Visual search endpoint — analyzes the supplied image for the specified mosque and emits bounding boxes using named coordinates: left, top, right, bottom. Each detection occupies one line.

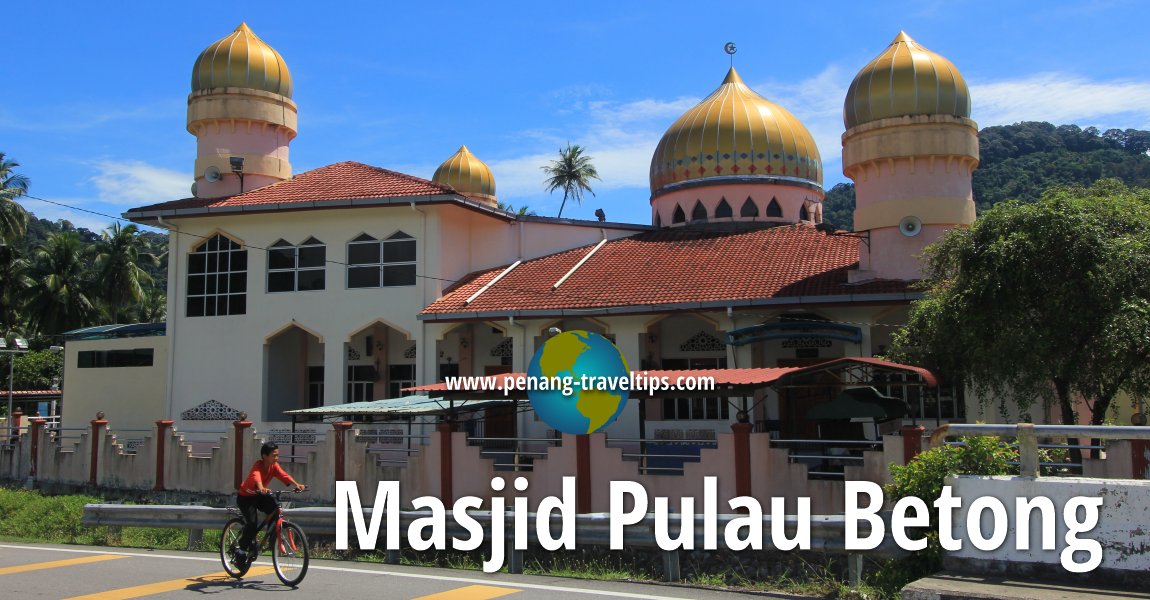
left=73, top=23, right=979, bottom=445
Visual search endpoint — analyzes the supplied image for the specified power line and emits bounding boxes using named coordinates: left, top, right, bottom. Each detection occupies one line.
left=16, top=193, right=911, bottom=328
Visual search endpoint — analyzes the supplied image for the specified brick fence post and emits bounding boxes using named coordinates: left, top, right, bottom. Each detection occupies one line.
left=90, top=412, right=108, bottom=486
left=29, top=418, right=46, bottom=478
left=233, top=416, right=253, bottom=490
left=333, top=421, right=353, bottom=482
left=154, top=420, right=173, bottom=491
left=731, top=422, right=753, bottom=501
left=901, top=425, right=926, bottom=464
left=437, top=422, right=454, bottom=503
left=576, top=434, right=591, bottom=513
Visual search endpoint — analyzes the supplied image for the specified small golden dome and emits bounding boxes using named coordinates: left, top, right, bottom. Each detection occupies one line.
left=192, top=23, right=292, bottom=98
left=650, top=67, right=822, bottom=195
left=433, top=146, right=496, bottom=201
left=844, top=31, right=970, bottom=129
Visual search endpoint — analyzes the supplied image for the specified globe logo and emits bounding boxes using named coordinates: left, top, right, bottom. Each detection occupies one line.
left=527, top=330, right=630, bottom=434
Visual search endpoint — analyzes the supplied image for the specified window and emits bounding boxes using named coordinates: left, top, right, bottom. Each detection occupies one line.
left=267, top=237, right=325, bottom=293
left=691, top=200, right=707, bottom=221
left=187, top=234, right=247, bottom=317
left=346, top=365, right=375, bottom=402
left=347, top=232, right=417, bottom=288
left=715, top=198, right=732, bottom=218
left=672, top=205, right=686, bottom=224
left=78, top=349, right=154, bottom=368
left=388, top=364, right=416, bottom=398
left=740, top=197, right=758, bottom=217
left=661, top=357, right=729, bottom=420
left=308, top=366, right=324, bottom=408
left=767, top=198, right=783, bottom=218
left=799, top=204, right=810, bottom=221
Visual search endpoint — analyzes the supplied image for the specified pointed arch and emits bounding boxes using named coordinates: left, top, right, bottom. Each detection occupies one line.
left=672, top=204, right=686, bottom=224
left=767, top=198, right=783, bottom=218
left=691, top=200, right=707, bottom=221
left=715, top=197, right=732, bottom=218
left=263, top=320, right=324, bottom=344
left=799, top=204, right=809, bottom=221
left=740, top=197, right=758, bottom=217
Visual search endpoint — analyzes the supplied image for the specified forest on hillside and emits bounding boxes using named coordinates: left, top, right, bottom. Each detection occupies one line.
left=822, top=122, right=1150, bottom=231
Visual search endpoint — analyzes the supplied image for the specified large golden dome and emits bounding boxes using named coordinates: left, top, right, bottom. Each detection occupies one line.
left=191, top=23, right=293, bottom=98
left=650, top=67, right=822, bottom=195
left=844, top=31, right=970, bottom=130
left=433, top=146, right=496, bottom=203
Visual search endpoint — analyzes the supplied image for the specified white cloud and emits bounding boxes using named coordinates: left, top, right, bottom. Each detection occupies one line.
left=89, top=160, right=189, bottom=206
left=972, top=74, right=1150, bottom=129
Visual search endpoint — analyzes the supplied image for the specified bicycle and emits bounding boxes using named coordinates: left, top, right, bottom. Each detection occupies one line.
left=220, top=489, right=310, bottom=586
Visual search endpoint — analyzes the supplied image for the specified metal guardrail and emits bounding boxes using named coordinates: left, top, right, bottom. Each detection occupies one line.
left=82, top=503, right=907, bottom=584
left=931, top=424, right=1150, bottom=477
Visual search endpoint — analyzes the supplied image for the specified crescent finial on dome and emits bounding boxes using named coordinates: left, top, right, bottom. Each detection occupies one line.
left=649, top=66, right=822, bottom=195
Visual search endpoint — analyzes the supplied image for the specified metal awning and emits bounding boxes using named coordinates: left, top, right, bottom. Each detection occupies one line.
left=283, top=395, right=517, bottom=417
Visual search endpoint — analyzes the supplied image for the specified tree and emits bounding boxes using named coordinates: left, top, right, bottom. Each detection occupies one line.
left=93, top=223, right=156, bottom=323
left=892, top=180, right=1150, bottom=460
left=0, top=244, right=30, bottom=335
left=542, top=143, right=600, bottom=219
left=25, top=232, right=97, bottom=335
left=497, top=201, right=537, bottom=216
left=0, top=153, right=30, bottom=245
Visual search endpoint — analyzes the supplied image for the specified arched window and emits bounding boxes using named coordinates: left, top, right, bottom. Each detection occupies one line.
left=715, top=198, right=732, bottom=218
left=691, top=200, right=707, bottom=221
left=347, top=231, right=417, bottom=288
left=187, top=234, right=247, bottom=317
left=268, top=237, right=326, bottom=292
left=654, top=212, right=662, bottom=228
left=672, top=205, right=686, bottom=224
left=767, top=198, right=783, bottom=218
left=740, top=197, right=758, bottom=217
left=800, top=204, right=810, bottom=221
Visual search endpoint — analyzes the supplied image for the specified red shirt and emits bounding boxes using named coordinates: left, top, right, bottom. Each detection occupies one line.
left=238, top=460, right=292, bottom=496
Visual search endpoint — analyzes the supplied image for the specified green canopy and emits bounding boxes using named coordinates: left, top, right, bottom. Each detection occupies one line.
left=805, top=387, right=908, bottom=422
left=283, top=395, right=517, bottom=417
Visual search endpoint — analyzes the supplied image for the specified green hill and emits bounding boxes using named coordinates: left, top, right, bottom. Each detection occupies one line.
left=822, top=122, right=1150, bottom=231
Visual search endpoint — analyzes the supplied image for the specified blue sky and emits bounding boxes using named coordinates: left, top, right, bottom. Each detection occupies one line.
left=6, top=1, right=1150, bottom=231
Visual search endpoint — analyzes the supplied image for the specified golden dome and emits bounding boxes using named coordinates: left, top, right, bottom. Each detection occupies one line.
left=433, top=146, right=496, bottom=201
left=650, top=67, right=822, bottom=195
left=191, top=23, right=293, bottom=98
left=844, top=31, right=970, bottom=130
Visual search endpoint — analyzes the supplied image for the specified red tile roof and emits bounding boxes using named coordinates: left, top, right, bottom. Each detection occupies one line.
left=127, top=161, right=455, bottom=214
left=422, top=224, right=911, bottom=317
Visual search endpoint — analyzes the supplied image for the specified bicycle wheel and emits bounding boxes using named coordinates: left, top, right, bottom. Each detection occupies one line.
left=220, top=518, right=251, bottom=578
left=272, top=521, right=309, bottom=586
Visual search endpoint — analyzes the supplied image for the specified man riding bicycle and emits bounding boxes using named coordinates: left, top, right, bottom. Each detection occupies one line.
left=234, top=442, right=305, bottom=564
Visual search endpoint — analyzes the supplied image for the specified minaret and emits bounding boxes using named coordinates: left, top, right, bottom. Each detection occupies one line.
left=188, top=23, right=297, bottom=198
left=842, top=32, right=978, bottom=281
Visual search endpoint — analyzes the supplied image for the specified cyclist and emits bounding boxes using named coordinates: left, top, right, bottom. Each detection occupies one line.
left=234, top=442, right=306, bottom=564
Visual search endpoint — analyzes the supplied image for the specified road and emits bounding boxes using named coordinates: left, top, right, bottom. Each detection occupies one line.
left=0, top=542, right=811, bottom=599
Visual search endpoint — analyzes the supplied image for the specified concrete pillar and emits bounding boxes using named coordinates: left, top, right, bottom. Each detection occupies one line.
left=1132, top=440, right=1150, bottom=479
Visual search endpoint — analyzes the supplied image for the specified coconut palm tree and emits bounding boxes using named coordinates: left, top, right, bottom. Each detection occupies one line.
left=93, top=223, right=156, bottom=323
left=25, top=232, right=97, bottom=335
left=0, top=153, right=30, bottom=245
left=542, top=143, right=600, bottom=218
left=0, top=245, right=31, bottom=335
left=137, top=288, right=167, bottom=323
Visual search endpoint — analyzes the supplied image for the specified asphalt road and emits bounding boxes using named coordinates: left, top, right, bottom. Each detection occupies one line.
left=0, top=542, right=811, bottom=599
